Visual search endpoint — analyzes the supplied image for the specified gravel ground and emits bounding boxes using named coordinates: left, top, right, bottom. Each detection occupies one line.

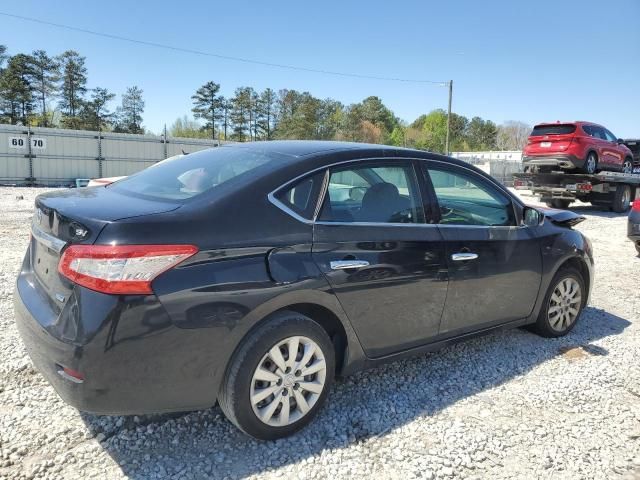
left=0, top=186, right=639, bottom=480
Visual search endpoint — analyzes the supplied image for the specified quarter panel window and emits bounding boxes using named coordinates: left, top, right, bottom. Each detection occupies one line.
left=426, top=166, right=515, bottom=226
left=319, top=163, right=424, bottom=224
left=275, top=172, right=323, bottom=219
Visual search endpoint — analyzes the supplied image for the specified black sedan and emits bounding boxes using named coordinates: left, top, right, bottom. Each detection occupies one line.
left=629, top=199, right=640, bottom=254
left=14, top=141, right=594, bottom=440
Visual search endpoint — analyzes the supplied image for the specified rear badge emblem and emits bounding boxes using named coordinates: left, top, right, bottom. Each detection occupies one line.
left=55, top=293, right=66, bottom=303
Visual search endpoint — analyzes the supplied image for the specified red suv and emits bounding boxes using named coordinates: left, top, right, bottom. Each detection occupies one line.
left=522, top=121, right=634, bottom=174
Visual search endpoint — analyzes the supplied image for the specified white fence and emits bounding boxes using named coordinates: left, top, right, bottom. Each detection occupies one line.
left=0, top=124, right=222, bottom=186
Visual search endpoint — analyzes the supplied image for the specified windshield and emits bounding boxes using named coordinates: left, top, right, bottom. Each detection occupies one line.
left=110, top=147, right=278, bottom=201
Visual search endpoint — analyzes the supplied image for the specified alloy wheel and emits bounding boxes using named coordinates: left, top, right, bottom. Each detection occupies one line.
left=250, top=336, right=327, bottom=427
left=586, top=155, right=597, bottom=174
left=547, top=277, right=582, bottom=332
left=622, top=160, right=633, bottom=174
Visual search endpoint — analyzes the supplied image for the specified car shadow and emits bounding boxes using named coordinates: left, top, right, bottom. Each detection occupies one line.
left=568, top=205, right=629, bottom=218
left=80, top=306, right=630, bottom=479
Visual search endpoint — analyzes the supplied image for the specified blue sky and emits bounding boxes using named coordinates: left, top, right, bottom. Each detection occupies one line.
left=2, top=1, right=639, bottom=136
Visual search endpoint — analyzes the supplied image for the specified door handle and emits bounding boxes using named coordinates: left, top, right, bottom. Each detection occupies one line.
left=330, top=260, right=370, bottom=270
left=451, top=252, right=478, bottom=261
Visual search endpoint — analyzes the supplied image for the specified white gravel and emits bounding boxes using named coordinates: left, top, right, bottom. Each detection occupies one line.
left=0, top=186, right=639, bottom=480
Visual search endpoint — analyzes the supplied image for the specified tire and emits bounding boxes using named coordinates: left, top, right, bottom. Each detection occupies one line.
left=612, top=184, right=631, bottom=213
left=622, top=157, right=633, bottom=174
left=532, top=266, right=586, bottom=338
left=549, top=199, right=571, bottom=209
left=635, top=242, right=640, bottom=255
left=219, top=310, right=335, bottom=440
left=583, top=152, right=598, bottom=174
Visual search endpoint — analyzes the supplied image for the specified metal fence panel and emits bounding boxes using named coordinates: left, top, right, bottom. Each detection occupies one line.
left=0, top=125, right=221, bottom=185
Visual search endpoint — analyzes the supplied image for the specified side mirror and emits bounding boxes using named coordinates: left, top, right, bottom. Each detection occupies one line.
left=523, top=207, right=544, bottom=227
left=617, top=138, right=625, bottom=145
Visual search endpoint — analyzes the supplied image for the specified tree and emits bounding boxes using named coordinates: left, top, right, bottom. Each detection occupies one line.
left=0, top=54, right=36, bottom=125
left=169, top=115, right=209, bottom=139
left=221, top=98, right=231, bottom=140
left=57, top=50, right=87, bottom=128
left=81, top=87, right=115, bottom=131
left=256, top=88, right=276, bottom=140
left=229, top=87, right=252, bottom=141
left=467, top=116, right=497, bottom=150
left=0, top=45, right=8, bottom=71
left=497, top=121, right=531, bottom=150
left=30, top=50, right=59, bottom=126
left=116, top=86, right=145, bottom=134
left=191, top=81, right=223, bottom=139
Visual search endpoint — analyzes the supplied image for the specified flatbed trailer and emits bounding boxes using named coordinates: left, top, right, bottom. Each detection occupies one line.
left=513, top=170, right=640, bottom=213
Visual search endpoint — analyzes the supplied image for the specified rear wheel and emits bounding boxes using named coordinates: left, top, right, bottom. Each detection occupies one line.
left=612, top=184, right=631, bottom=213
left=533, top=267, right=585, bottom=337
left=622, top=158, right=633, bottom=174
left=583, top=152, right=598, bottom=174
left=219, top=311, right=335, bottom=440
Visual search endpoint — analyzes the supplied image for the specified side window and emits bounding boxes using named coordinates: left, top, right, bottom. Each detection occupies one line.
left=319, top=163, right=423, bottom=224
left=592, top=127, right=607, bottom=140
left=582, top=125, right=593, bottom=137
left=426, top=166, right=515, bottom=226
left=603, top=129, right=617, bottom=142
left=275, top=172, right=323, bottom=219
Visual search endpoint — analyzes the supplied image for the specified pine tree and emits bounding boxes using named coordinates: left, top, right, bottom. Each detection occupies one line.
left=81, top=87, right=115, bottom=131
left=30, top=50, right=59, bottom=127
left=116, top=86, right=145, bottom=134
left=191, top=81, right=223, bottom=140
left=57, top=50, right=87, bottom=128
left=0, top=54, right=36, bottom=125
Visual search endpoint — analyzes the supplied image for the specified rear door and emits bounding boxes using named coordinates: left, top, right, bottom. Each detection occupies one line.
left=311, top=159, right=449, bottom=358
left=421, top=160, right=542, bottom=335
left=587, top=126, right=612, bottom=167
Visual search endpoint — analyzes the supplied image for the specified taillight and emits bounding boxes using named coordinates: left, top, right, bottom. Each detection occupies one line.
left=58, top=244, right=198, bottom=295
left=632, top=199, right=640, bottom=212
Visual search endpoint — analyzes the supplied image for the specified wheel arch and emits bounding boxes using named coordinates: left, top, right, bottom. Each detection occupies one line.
left=550, top=256, right=591, bottom=308
left=224, top=288, right=366, bottom=380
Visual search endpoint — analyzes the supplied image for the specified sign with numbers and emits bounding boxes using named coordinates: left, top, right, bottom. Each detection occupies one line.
left=8, top=137, right=47, bottom=150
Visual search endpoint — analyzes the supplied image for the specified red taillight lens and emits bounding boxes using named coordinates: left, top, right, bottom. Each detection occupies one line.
left=58, top=244, right=198, bottom=295
left=632, top=199, right=640, bottom=212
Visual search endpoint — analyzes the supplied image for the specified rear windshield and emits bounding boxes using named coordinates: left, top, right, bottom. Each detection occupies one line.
left=530, top=124, right=576, bottom=136
left=110, top=147, right=278, bottom=201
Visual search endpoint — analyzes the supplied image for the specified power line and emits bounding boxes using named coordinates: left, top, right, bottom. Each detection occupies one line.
left=0, top=11, right=447, bottom=85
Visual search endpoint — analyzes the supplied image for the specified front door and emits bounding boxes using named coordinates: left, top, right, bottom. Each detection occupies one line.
left=422, top=161, right=542, bottom=335
left=311, top=160, right=448, bottom=358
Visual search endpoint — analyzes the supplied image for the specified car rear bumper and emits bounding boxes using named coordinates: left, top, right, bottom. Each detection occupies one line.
left=522, top=154, right=584, bottom=170
left=14, top=260, right=221, bottom=415
left=628, top=211, right=640, bottom=242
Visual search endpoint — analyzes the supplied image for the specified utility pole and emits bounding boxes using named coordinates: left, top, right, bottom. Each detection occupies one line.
left=445, top=80, right=453, bottom=155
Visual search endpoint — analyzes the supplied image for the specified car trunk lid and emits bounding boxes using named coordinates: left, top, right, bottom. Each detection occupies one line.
left=30, top=187, right=181, bottom=308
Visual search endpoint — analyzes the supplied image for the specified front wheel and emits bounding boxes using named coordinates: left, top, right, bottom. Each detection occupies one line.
left=622, top=158, right=633, bottom=174
left=533, top=267, right=585, bottom=338
left=219, top=311, right=335, bottom=440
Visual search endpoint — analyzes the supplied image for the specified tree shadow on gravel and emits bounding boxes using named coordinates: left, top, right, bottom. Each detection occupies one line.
left=80, top=306, right=630, bottom=479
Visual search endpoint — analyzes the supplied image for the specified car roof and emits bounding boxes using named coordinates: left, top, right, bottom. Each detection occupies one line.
left=219, top=140, right=413, bottom=157
left=533, top=121, right=600, bottom=127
